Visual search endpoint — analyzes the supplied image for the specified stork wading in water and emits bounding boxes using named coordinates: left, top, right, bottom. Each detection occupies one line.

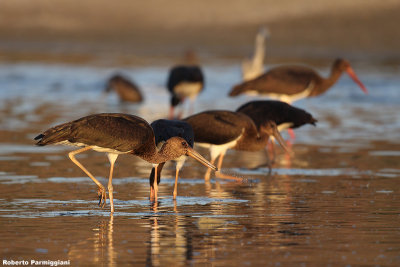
left=105, top=74, right=143, bottom=103
left=167, top=65, right=204, bottom=119
left=149, top=119, right=194, bottom=200
left=242, top=26, right=270, bottom=81
left=183, top=110, right=290, bottom=179
left=35, top=113, right=217, bottom=212
left=230, top=58, right=368, bottom=104
left=236, top=100, right=317, bottom=160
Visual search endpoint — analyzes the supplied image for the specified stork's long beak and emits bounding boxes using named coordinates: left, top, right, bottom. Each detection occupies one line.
left=186, top=147, right=218, bottom=171
left=346, top=66, right=368, bottom=94
left=271, top=125, right=293, bottom=157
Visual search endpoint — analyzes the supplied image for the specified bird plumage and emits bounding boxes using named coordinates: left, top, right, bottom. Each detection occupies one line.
left=105, top=74, right=143, bottom=103
left=184, top=110, right=258, bottom=148
left=183, top=110, right=288, bottom=179
left=35, top=113, right=152, bottom=155
left=242, top=26, right=269, bottom=81
left=167, top=65, right=204, bottom=118
left=230, top=58, right=367, bottom=103
left=149, top=119, right=195, bottom=199
left=167, top=66, right=204, bottom=96
left=236, top=100, right=317, bottom=131
left=151, top=119, right=194, bottom=148
left=35, top=113, right=217, bottom=210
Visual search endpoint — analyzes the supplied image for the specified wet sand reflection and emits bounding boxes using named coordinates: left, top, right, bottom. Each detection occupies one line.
left=68, top=215, right=116, bottom=266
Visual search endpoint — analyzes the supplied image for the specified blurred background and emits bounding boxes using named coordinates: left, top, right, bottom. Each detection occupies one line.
left=1, top=0, right=400, bottom=65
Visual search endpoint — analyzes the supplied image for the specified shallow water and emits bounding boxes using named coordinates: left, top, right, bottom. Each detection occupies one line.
left=0, top=62, right=399, bottom=266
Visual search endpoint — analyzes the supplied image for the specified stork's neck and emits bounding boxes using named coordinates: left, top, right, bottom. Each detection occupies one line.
left=236, top=131, right=270, bottom=151
left=252, top=35, right=265, bottom=67
left=318, top=63, right=345, bottom=95
left=250, top=132, right=270, bottom=150
left=133, top=138, right=170, bottom=164
left=139, top=145, right=171, bottom=164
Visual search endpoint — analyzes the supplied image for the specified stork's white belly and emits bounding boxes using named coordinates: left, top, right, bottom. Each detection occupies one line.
left=196, top=134, right=242, bottom=160
left=56, top=140, right=131, bottom=154
left=244, top=81, right=314, bottom=104
left=174, top=82, right=203, bottom=99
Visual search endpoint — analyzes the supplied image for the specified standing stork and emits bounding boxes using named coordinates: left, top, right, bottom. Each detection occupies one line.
left=183, top=110, right=289, bottom=179
left=230, top=58, right=368, bottom=104
left=242, top=26, right=270, bottom=81
left=105, top=74, right=143, bottom=103
left=34, top=113, right=217, bottom=212
left=237, top=100, right=317, bottom=131
left=149, top=119, right=194, bottom=199
left=236, top=100, right=317, bottom=159
left=167, top=65, right=204, bottom=119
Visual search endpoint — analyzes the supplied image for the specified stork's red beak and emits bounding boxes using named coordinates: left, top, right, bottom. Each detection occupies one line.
left=346, top=66, right=368, bottom=94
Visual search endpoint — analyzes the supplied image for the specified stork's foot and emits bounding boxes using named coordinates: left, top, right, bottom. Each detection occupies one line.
left=98, top=187, right=107, bottom=208
left=149, top=186, right=158, bottom=202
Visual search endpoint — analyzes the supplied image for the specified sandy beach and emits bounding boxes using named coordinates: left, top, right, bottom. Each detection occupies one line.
left=1, top=0, right=400, bottom=65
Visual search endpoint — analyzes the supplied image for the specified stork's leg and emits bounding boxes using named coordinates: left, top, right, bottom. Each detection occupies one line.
left=267, top=139, right=276, bottom=164
left=287, top=128, right=296, bottom=142
left=168, top=106, right=175, bottom=120
left=107, top=153, right=119, bottom=213
left=173, top=167, right=180, bottom=200
left=285, top=129, right=294, bottom=157
left=173, top=160, right=185, bottom=199
left=216, top=151, right=225, bottom=170
left=68, top=146, right=107, bottom=208
left=150, top=162, right=165, bottom=202
left=264, top=146, right=272, bottom=174
left=153, top=165, right=158, bottom=202
left=214, top=152, right=246, bottom=182
left=188, top=97, right=197, bottom=116
left=204, top=157, right=216, bottom=181
left=150, top=166, right=156, bottom=200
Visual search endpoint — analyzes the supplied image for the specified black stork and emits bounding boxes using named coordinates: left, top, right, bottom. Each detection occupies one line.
left=236, top=100, right=317, bottom=159
left=149, top=119, right=194, bottom=200
left=183, top=110, right=289, bottom=179
left=167, top=65, right=204, bottom=119
left=105, top=74, right=143, bottom=103
left=230, top=58, right=368, bottom=104
left=34, top=113, right=217, bottom=212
